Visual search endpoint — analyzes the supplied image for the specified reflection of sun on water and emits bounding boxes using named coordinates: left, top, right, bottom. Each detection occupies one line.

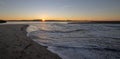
left=40, top=22, right=48, bottom=39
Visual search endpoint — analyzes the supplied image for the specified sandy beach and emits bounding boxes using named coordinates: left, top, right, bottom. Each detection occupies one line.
left=0, top=24, right=61, bottom=59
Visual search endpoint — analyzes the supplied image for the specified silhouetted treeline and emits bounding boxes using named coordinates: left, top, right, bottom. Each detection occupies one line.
left=2, top=19, right=120, bottom=24
left=91, top=21, right=120, bottom=24
left=0, top=20, right=6, bottom=23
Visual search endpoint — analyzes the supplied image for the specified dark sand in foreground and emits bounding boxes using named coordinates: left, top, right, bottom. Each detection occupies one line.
left=0, top=24, right=61, bottom=59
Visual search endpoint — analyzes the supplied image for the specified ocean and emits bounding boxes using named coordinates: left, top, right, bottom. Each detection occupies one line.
left=26, top=22, right=120, bottom=59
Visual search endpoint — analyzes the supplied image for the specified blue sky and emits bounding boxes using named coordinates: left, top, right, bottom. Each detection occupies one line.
left=0, top=0, right=120, bottom=20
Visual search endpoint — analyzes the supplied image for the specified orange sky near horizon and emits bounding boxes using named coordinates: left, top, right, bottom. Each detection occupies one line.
left=0, top=0, right=120, bottom=21
left=1, top=15, right=120, bottom=21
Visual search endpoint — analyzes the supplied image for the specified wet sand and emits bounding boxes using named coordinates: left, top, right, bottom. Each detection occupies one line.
left=0, top=24, right=61, bottom=59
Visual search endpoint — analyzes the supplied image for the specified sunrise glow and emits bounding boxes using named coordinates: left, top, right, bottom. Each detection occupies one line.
left=42, top=19, right=46, bottom=22
left=0, top=0, right=120, bottom=21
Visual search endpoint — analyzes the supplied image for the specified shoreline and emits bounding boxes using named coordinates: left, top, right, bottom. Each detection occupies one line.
left=0, top=24, right=61, bottom=59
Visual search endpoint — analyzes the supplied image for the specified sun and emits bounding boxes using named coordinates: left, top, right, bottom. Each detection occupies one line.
left=42, top=19, right=45, bottom=22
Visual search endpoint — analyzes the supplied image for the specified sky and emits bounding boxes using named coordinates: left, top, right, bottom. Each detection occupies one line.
left=0, top=0, right=120, bottom=21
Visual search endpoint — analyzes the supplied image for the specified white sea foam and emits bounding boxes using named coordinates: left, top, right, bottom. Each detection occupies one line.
left=26, top=22, right=120, bottom=59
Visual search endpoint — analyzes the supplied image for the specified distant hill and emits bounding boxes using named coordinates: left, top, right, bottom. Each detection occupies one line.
left=4, top=20, right=120, bottom=24
left=91, top=21, right=120, bottom=24
left=0, top=20, right=6, bottom=23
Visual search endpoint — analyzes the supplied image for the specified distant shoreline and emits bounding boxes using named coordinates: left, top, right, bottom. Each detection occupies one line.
left=68, top=21, right=120, bottom=24
left=4, top=20, right=120, bottom=24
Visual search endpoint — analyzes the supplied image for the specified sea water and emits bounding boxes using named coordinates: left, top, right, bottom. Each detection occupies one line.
left=26, top=22, right=120, bottom=59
